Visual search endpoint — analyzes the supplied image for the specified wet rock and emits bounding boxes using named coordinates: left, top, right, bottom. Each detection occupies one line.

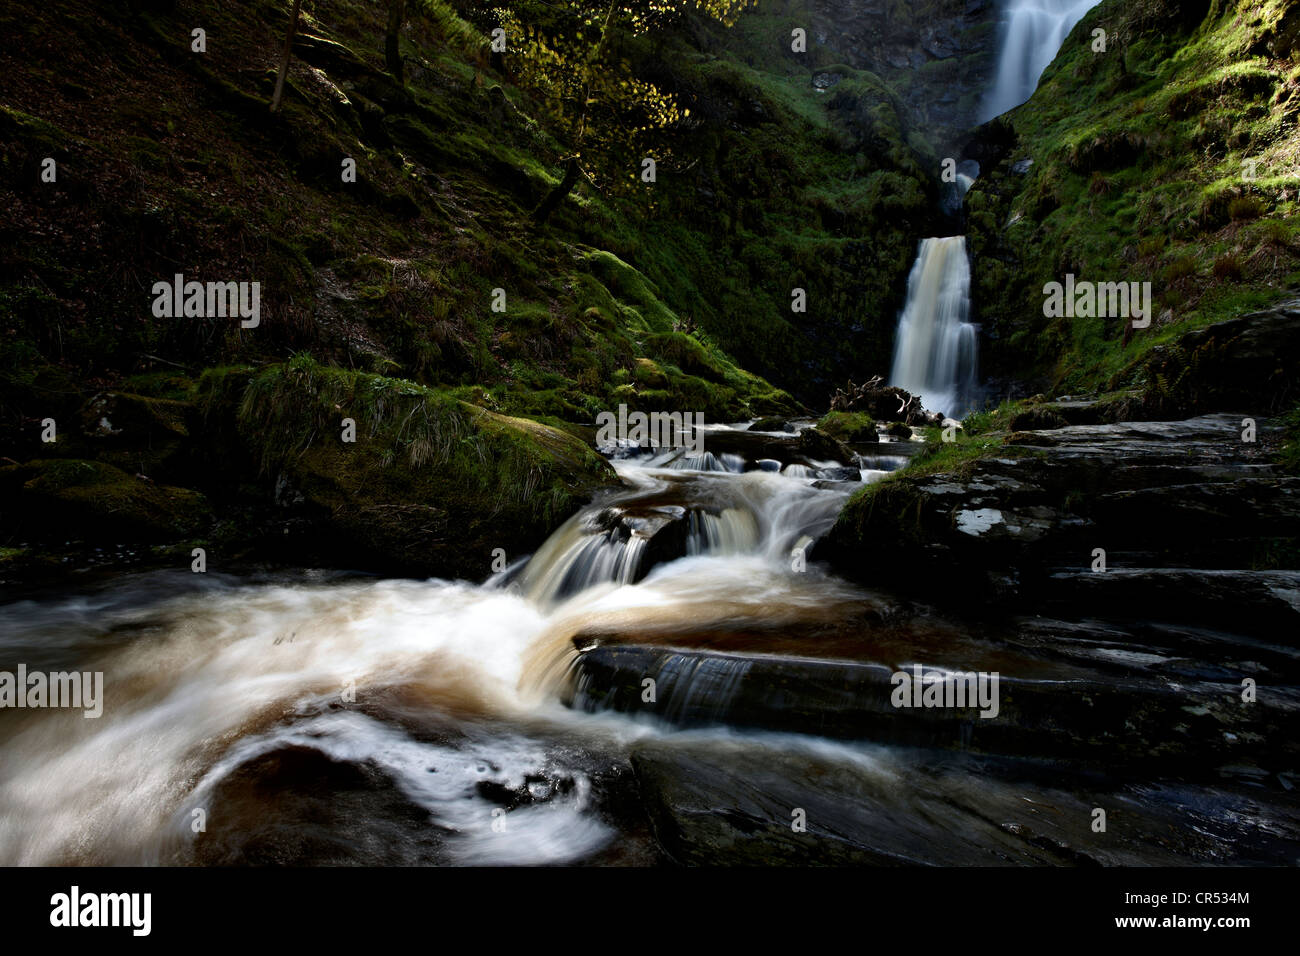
left=190, top=745, right=446, bottom=866
left=628, top=738, right=1298, bottom=865
left=884, top=422, right=913, bottom=439
left=700, top=428, right=851, bottom=468
left=1040, top=569, right=1300, bottom=639
left=629, top=740, right=1063, bottom=866
left=796, top=427, right=855, bottom=465
left=1091, top=476, right=1300, bottom=559
left=1009, top=406, right=1068, bottom=430
left=567, top=643, right=1289, bottom=768
left=748, top=416, right=796, bottom=433
left=0, top=459, right=213, bottom=544
left=1050, top=398, right=1109, bottom=425
left=596, top=503, right=692, bottom=582
left=824, top=413, right=1299, bottom=604
left=815, top=466, right=861, bottom=482
left=803, top=0, right=999, bottom=143
left=1170, top=297, right=1300, bottom=414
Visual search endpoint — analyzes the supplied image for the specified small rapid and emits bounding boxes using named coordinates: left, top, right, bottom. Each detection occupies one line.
left=0, top=430, right=882, bottom=865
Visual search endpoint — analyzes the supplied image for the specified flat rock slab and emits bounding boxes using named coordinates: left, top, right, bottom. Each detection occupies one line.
left=629, top=737, right=1300, bottom=865
left=566, top=643, right=1297, bottom=769
left=824, top=413, right=1299, bottom=602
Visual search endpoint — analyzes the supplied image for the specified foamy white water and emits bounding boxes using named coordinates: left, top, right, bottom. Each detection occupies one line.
left=981, top=0, right=1103, bottom=120
left=0, top=452, right=885, bottom=866
left=889, top=236, right=979, bottom=419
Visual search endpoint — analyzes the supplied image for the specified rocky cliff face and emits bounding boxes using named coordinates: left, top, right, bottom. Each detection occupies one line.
left=804, top=0, right=999, bottom=150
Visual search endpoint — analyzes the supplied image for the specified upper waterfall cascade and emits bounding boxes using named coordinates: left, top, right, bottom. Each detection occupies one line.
left=888, top=1, right=1103, bottom=418
left=980, top=0, right=1104, bottom=121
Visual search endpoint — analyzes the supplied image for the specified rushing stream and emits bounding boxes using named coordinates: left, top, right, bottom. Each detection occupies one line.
left=0, top=436, right=879, bottom=865
left=2, top=0, right=1293, bottom=868
left=4, top=427, right=1294, bottom=866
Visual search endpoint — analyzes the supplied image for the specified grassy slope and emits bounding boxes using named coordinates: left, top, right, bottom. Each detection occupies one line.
left=595, top=3, right=938, bottom=390
left=0, top=0, right=940, bottom=463
left=835, top=0, right=1300, bottom=546
left=0, top=0, right=947, bottom=571
left=0, top=0, right=791, bottom=456
left=967, top=0, right=1300, bottom=394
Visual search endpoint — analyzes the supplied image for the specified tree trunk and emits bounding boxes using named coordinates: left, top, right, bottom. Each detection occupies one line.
left=270, top=0, right=303, bottom=113
left=386, top=0, right=406, bottom=85
left=533, top=157, right=581, bottom=225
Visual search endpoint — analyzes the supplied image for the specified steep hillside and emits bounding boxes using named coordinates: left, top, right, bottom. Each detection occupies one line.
left=0, top=0, right=959, bottom=575
left=964, top=0, right=1300, bottom=408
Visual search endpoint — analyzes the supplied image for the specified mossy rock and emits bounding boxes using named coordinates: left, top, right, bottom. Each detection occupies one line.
left=822, top=478, right=933, bottom=556
left=747, top=390, right=800, bottom=417
left=884, top=422, right=913, bottom=439
left=644, top=332, right=729, bottom=383
left=120, top=372, right=195, bottom=401
left=0, top=458, right=213, bottom=542
left=77, top=391, right=194, bottom=478
left=797, top=427, right=856, bottom=464
left=632, top=357, right=668, bottom=388
left=1009, top=406, right=1070, bottom=431
left=750, top=415, right=795, bottom=432
left=196, top=358, right=620, bottom=576
left=79, top=391, right=190, bottom=440
left=816, top=411, right=878, bottom=443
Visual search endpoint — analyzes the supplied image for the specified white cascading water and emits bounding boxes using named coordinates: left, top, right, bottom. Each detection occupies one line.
left=888, top=236, right=979, bottom=419
left=980, top=0, right=1103, bottom=121
left=888, top=2, right=1100, bottom=419
left=0, top=447, right=884, bottom=865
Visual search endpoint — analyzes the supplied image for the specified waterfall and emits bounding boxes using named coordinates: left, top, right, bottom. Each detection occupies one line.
left=980, top=0, right=1103, bottom=121
left=940, top=159, right=981, bottom=218
left=898, top=3, right=1098, bottom=417
left=515, top=462, right=850, bottom=606
left=889, top=236, right=979, bottom=419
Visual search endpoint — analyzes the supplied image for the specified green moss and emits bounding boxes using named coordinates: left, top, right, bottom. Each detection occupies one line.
left=968, top=0, right=1300, bottom=393
left=120, top=372, right=196, bottom=402
left=2, top=458, right=213, bottom=541
left=830, top=477, right=934, bottom=550
left=1, top=0, right=934, bottom=509
left=815, top=410, right=877, bottom=442
left=962, top=398, right=1020, bottom=436
left=205, top=356, right=617, bottom=555
left=838, top=431, right=1006, bottom=521
left=632, top=357, right=668, bottom=388
left=905, top=434, right=1008, bottom=478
